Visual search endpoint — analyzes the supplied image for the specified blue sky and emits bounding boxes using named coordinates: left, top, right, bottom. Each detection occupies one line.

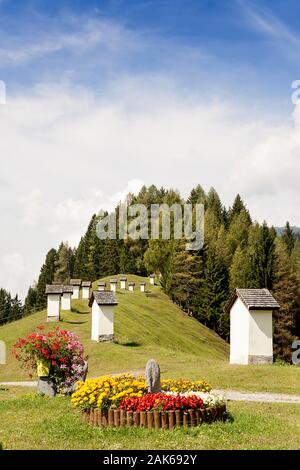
left=0, top=0, right=299, bottom=112
left=0, top=0, right=300, bottom=297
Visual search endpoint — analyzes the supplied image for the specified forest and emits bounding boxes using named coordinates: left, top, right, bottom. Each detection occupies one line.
left=2, top=185, right=300, bottom=362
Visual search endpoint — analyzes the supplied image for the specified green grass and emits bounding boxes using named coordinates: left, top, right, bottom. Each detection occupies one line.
left=0, top=388, right=299, bottom=450
left=0, top=275, right=299, bottom=394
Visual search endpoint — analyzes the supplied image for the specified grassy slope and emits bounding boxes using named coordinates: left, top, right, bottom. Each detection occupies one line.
left=0, top=388, right=300, bottom=450
left=0, top=275, right=299, bottom=394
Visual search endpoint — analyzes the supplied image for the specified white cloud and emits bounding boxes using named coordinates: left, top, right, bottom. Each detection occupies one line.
left=0, top=253, right=28, bottom=298
left=20, top=189, right=43, bottom=226
left=0, top=19, right=138, bottom=66
left=0, top=77, right=299, bottom=299
left=239, top=0, right=300, bottom=58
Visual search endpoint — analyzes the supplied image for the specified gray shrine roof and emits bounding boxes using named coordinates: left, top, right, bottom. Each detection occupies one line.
left=110, top=279, right=118, bottom=283
left=82, top=281, right=91, bottom=287
left=120, top=276, right=127, bottom=281
left=128, top=282, right=135, bottom=286
left=63, top=286, right=73, bottom=294
left=97, top=281, right=106, bottom=286
left=46, top=285, right=63, bottom=295
left=225, top=288, right=280, bottom=313
left=89, top=291, right=118, bottom=307
left=70, top=279, right=82, bottom=286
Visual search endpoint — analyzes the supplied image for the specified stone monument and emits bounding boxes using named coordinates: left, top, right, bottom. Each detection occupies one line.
left=145, top=359, right=161, bottom=393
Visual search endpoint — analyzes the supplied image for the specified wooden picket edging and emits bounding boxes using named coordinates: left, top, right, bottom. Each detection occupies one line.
left=80, top=405, right=226, bottom=430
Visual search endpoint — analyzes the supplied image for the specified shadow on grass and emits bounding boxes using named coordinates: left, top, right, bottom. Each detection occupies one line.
left=71, top=308, right=90, bottom=315
left=224, top=411, right=235, bottom=423
left=63, top=321, right=88, bottom=325
left=115, top=341, right=142, bottom=348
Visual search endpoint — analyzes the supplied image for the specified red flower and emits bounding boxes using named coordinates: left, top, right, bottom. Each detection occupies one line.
left=52, top=360, right=57, bottom=366
left=119, top=393, right=204, bottom=412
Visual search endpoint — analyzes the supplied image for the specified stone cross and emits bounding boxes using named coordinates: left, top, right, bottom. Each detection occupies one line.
left=145, top=359, right=161, bottom=393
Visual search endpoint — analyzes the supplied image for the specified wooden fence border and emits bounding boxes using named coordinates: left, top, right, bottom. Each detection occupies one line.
left=80, top=405, right=226, bottom=429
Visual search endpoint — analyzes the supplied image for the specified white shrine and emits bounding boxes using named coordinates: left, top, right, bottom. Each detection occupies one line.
left=61, top=286, right=73, bottom=311
left=82, top=281, right=91, bottom=300
left=225, top=288, right=280, bottom=365
left=89, top=291, right=118, bottom=342
left=70, top=279, right=82, bottom=300
left=46, top=285, right=63, bottom=321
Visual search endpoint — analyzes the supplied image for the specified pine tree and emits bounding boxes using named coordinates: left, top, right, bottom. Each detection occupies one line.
left=229, top=245, right=248, bottom=290
left=281, top=222, right=296, bottom=256
left=166, top=240, right=204, bottom=314
left=73, top=215, right=99, bottom=280
left=73, top=237, right=85, bottom=278
left=206, top=187, right=223, bottom=223
left=204, top=208, right=222, bottom=249
left=187, top=185, right=206, bottom=206
left=227, top=209, right=251, bottom=256
left=0, top=288, right=23, bottom=325
left=35, top=248, right=57, bottom=309
left=0, top=288, right=9, bottom=325
left=272, top=240, right=299, bottom=362
left=54, top=242, right=74, bottom=283
left=24, top=285, right=38, bottom=315
left=198, top=247, right=229, bottom=336
left=10, top=295, right=24, bottom=322
left=228, top=194, right=251, bottom=225
left=246, top=223, right=276, bottom=289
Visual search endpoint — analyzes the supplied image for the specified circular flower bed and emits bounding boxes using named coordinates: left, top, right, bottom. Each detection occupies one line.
left=72, top=375, right=226, bottom=429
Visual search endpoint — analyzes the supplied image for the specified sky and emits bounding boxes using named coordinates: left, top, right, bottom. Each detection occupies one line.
left=0, top=0, right=300, bottom=299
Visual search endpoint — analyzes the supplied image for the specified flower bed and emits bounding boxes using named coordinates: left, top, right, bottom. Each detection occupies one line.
left=80, top=405, right=226, bottom=429
left=72, top=375, right=226, bottom=429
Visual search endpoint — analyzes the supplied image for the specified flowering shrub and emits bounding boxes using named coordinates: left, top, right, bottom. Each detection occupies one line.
left=161, top=378, right=211, bottom=393
left=119, top=393, right=204, bottom=412
left=12, top=325, right=87, bottom=393
left=71, top=374, right=147, bottom=410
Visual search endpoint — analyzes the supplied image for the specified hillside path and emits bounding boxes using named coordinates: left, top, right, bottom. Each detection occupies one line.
left=1, top=381, right=300, bottom=404
left=212, top=389, right=300, bottom=404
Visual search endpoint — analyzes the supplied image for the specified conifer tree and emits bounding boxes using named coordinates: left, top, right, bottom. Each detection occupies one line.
left=206, top=187, right=223, bottom=223
left=0, top=288, right=23, bottom=325
left=198, top=246, right=229, bottom=336
left=35, top=248, right=57, bottom=309
left=229, top=245, right=248, bottom=290
left=246, top=223, right=276, bottom=289
left=24, top=285, right=38, bottom=315
left=54, top=242, right=74, bottom=283
left=187, top=185, right=206, bottom=206
left=0, top=288, right=10, bottom=325
left=166, top=240, right=204, bottom=314
left=228, top=194, right=251, bottom=225
left=281, top=222, right=296, bottom=256
left=272, top=240, right=299, bottom=362
left=227, top=209, right=251, bottom=256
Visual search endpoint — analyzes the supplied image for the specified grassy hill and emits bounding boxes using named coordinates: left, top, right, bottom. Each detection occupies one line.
left=0, top=275, right=299, bottom=393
